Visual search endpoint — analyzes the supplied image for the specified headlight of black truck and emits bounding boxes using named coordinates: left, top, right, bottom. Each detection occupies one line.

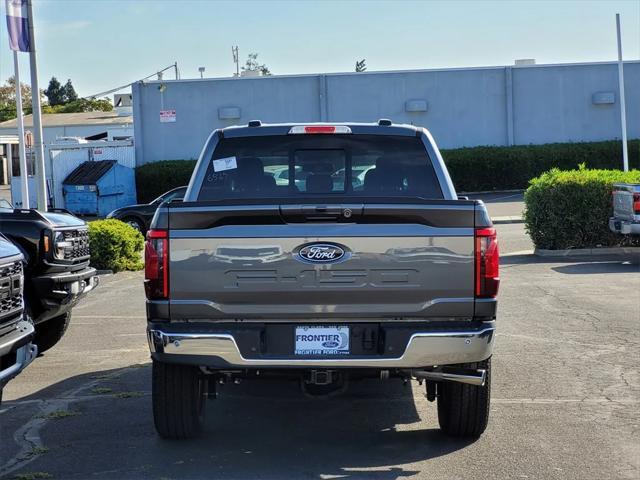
left=53, top=231, right=70, bottom=260
left=43, top=228, right=90, bottom=262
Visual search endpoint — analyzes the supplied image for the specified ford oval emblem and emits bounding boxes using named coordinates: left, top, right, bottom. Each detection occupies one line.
left=297, top=243, right=346, bottom=264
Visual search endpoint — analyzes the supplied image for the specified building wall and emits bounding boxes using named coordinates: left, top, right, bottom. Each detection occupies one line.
left=132, top=61, right=639, bottom=165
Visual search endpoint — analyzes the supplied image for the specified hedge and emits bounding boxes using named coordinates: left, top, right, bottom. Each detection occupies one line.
left=442, top=139, right=639, bottom=192
left=88, top=219, right=144, bottom=272
left=134, top=140, right=640, bottom=200
left=524, top=167, right=640, bottom=250
left=136, top=160, right=196, bottom=203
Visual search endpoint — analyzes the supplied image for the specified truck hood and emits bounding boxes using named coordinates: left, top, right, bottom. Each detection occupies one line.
left=41, top=212, right=86, bottom=228
left=0, top=235, right=21, bottom=259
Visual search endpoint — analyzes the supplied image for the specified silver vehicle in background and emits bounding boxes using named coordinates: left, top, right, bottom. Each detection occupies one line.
left=609, top=183, right=640, bottom=236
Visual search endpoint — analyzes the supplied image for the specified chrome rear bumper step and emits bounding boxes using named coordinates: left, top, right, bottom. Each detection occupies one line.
left=148, top=324, right=495, bottom=368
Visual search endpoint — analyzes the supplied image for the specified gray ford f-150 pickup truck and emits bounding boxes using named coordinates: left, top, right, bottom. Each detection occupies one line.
left=146, top=120, right=499, bottom=439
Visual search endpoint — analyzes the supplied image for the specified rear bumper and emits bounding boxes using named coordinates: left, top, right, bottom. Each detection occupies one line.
left=609, top=217, right=640, bottom=235
left=0, top=319, right=37, bottom=389
left=147, top=322, right=495, bottom=368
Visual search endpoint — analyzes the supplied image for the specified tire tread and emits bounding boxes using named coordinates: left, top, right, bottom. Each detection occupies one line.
left=437, top=357, right=491, bottom=438
left=152, top=360, right=203, bottom=439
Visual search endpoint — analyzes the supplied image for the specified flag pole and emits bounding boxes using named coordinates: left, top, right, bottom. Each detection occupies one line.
left=25, top=0, right=47, bottom=210
left=616, top=13, right=628, bottom=172
left=12, top=51, right=30, bottom=208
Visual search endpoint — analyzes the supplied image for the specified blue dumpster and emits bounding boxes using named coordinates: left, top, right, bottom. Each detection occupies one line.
left=62, top=160, right=137, bottom=217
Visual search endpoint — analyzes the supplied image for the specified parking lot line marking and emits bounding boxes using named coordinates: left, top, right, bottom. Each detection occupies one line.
left=492, top=398, right=638, bottom=404
left=74, top=315, right=146, bottom=319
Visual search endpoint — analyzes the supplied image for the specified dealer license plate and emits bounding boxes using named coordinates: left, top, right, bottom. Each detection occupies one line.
left=294, top=326, right=350, bottom=355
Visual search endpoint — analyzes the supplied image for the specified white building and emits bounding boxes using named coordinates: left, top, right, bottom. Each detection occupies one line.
left=0, top=110, right=132, bottom=186
left=0, top=109, right=134, bottom=208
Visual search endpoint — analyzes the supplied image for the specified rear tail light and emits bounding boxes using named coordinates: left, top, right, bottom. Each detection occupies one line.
left=288, top=125, right=352, bottom=134
left=145, top=229, right=168, bottom=299
left=475, top=227, right=499, bottom=298
left=633, top=193, right=640, bottom=214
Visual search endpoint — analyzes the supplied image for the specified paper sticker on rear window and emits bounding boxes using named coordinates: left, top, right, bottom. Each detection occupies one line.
left=212, top=156, right=237, bottom=172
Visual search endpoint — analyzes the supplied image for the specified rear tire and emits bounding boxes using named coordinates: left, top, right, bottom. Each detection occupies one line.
left=152, top=360, right=205, bottom=439
left=437, top=357, right=491, bottom=438
left=35, top=312, right=71, bottom=354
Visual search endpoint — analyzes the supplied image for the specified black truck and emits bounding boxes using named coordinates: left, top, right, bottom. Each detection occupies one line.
left=0, top=233, right=37, bottom=402
left=0, top=206, right=99, bottom=353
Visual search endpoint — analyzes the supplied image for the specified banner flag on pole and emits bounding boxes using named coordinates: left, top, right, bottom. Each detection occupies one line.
left=5, top=0, right=31, bottom=52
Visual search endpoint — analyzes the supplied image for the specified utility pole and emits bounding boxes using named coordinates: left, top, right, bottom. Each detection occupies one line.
left=232, top=46, right=239, bottom=77
left=615, top=13, right=628, bottom=172
left=174, top=61, right=179, bottom=80
left=26, top=0, right=47, bottom=210
left=13, top=51, right=29, bottom=208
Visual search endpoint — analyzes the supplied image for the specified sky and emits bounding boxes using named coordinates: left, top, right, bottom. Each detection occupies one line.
left=0, top=0, right=639, bottom=98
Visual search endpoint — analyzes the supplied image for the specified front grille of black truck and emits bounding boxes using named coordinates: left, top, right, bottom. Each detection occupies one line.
left=0, top=260, right=23, bottom=329
left=61, top=228, right=90, bottom=260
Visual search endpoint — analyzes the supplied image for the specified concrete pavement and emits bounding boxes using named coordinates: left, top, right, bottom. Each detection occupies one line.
left=469, top=192, right=525, bottom=224
left=1, top=225, right=638, bottom=480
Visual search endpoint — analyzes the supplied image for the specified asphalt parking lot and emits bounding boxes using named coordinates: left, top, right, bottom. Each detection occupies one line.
left=1, top=224, right=639, bottom=480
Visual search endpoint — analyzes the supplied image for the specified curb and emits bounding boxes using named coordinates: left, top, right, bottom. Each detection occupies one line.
left=500, top=250, right=534, bottom=257
left=460, top=189, right=525, bottom=195
left=534, top=247, right=640, bottom=258
left=493, top=216, right=524, bottom=224
left=96, top=270, right=114, bottom=275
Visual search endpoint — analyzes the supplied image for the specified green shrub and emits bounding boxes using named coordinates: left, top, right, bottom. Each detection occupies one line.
left=88, top=219, right=144, bottom=272
left=442, top=139, right=640, bottom=192
left=135, top=160, right=196, bottom=203
left=524, top=167, right=640, bottom=250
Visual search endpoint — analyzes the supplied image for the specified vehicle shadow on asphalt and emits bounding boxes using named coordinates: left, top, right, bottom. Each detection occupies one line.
left=4, top=365, right=476, bottom=480
left=551, top=261, right=640, bottom=275
left=500, top=254, right=639, bottom=269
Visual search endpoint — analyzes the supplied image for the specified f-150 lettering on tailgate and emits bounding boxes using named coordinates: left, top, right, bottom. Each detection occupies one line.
left=224, top=269, right=419, bottom=288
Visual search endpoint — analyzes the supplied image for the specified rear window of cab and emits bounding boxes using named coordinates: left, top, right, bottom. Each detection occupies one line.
left=198, top=134, right=443, bottom=201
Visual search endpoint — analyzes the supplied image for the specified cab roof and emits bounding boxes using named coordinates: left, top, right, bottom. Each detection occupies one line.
left=220, top=121, right=423, bottom=138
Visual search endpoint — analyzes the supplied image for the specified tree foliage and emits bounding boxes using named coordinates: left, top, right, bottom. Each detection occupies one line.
left=42, top=98, right=113, bottom=114
left=355, top=59, right=367, bottom=72
left=44, top=76, right=65, bottom=106
left=242, top=53, right=271, bottom=76
left=0, top=76, right=39, bottom=122
left=63, top=79, right=78, bottom=102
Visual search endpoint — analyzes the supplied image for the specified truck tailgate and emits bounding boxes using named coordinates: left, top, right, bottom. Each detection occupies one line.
left=164, top=202, right=478, bottom=320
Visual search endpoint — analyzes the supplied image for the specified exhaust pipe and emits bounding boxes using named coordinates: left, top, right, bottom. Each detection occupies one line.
left=412, top=368, right=486, bottom=386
